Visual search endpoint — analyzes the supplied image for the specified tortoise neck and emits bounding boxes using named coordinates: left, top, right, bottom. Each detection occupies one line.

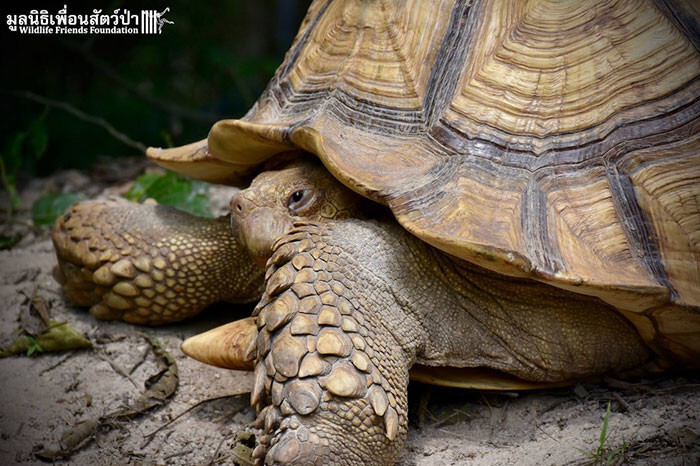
left=325, top=219, right=650, bottom=383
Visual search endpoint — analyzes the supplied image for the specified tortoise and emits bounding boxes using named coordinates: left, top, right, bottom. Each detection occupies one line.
left=51, top=0, right=700, bottom=464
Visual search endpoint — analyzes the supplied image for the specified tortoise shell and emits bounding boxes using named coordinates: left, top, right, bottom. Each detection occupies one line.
left=148, top=0, right=700, bottom=364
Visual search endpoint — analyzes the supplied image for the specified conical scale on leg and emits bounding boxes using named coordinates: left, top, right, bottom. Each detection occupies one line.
left=284, top=378, right=322, bottom=415
left=270, top=329, right=306, bottom=378
left=324, top=362, right=367, bottom=398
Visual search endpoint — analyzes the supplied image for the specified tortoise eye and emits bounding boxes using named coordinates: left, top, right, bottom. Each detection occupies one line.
left=288, top=189, right=315, bottom=214
left=291, top=190, right=304, bottom=203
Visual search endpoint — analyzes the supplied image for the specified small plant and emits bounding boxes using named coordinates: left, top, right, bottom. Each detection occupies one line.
left=596, top=401, right=612, bottom=461
left=1, top=108, right=50, bottom=215
left=26, top=336, right=44, bottom=356
left=604, top=439, right=627, bottom=466
left=578, top=402, right=628, bottom=465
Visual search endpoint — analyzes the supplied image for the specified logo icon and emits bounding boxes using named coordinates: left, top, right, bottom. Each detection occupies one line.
left=141, top=7, right=174, bottom=35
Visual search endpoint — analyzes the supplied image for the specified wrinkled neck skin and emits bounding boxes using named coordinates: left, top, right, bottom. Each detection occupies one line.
left=319, top=219, right=649, bottom=383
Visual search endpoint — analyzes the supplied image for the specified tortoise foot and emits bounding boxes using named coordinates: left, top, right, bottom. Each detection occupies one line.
left=52, top=199, right=263, bottom=325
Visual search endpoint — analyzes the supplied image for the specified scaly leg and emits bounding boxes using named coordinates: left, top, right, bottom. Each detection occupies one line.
left=249, top=219, right=648, bottom=465
left=52, top=199, right=263, bottom=325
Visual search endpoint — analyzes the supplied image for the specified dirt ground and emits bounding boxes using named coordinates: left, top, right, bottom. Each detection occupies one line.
left=1, top=160, right=698, bottom=465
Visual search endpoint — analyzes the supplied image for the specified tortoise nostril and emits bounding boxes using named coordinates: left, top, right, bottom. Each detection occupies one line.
left=231, top=193, right=247, bottom=215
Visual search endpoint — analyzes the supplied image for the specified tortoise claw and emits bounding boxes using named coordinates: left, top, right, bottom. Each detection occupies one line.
left=181, top=317, right=258, bottom=370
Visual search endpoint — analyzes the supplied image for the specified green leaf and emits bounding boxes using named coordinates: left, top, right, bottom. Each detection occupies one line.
left=29, top=118, right=49, bottom=159
left=598, top=401, right=612, bottom=457
left=5, top=132, right=27, bottom=174
left=124, top=172, right=161, bottom=202
left=26, top=336, right=43, bottom=356
left=1, top=321, right=92, bottom=358
left=32, top=192, right=83, bottom=226
left=124, top=171, right=212, bottom=218
left=0, top=234, right=22, bottom=250
left=0, top=166, right=21, bottom=210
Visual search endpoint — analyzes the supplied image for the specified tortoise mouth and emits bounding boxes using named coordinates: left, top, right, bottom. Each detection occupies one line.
left=231, top=206, right=294, bottom=267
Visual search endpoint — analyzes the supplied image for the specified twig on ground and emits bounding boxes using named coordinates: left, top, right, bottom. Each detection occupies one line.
left=430, top=410, right=461, bottom=429
left=603, top=377, right=654, bottom=393
left=437, top=428, right=510, bottom=448
left=422, top=408, right=439, bottom=424
left=40, top=350, right=77, bottom=375
left=454, top=408, right=475, bottom=419
left=654, top=383, right=700, bottom=394
left=205, top=432, right=236, bottom=466
left=417, top=390, right=431, bottom=428
left=437, top=428, right=479, bottom=441
left=143, top=394, right=247, bottom=440
left=129, top=344, right=151, bottom=375
left=98, top=353, right=140, bottom=389
left=535, top=418, right=560, bottom=443
left=611, top=392, right=629, bottom=412
left=480, top=392, right=495, bottom=420
left=210, top=454, right=233, bottom=465
left=163, top=448, right=194, bottom=461
left=35, top=338, right=178, bottom=461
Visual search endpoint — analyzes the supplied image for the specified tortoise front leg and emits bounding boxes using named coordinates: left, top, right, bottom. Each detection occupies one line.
left=52, top=199, right=264, bottom=325
left=250, top=223, right=417, bottom=465
left=248, top=219, right=649, bottom=464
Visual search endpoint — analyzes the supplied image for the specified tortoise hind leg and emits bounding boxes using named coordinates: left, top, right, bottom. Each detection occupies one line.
left=52, top=199, right=263, bottom=325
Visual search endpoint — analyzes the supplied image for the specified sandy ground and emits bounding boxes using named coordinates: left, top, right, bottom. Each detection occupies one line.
left=0, top=160, right=698, bottom=465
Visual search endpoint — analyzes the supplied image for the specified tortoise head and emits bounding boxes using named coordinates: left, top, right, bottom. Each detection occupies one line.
left=230, top=158, right=361, bottom=266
